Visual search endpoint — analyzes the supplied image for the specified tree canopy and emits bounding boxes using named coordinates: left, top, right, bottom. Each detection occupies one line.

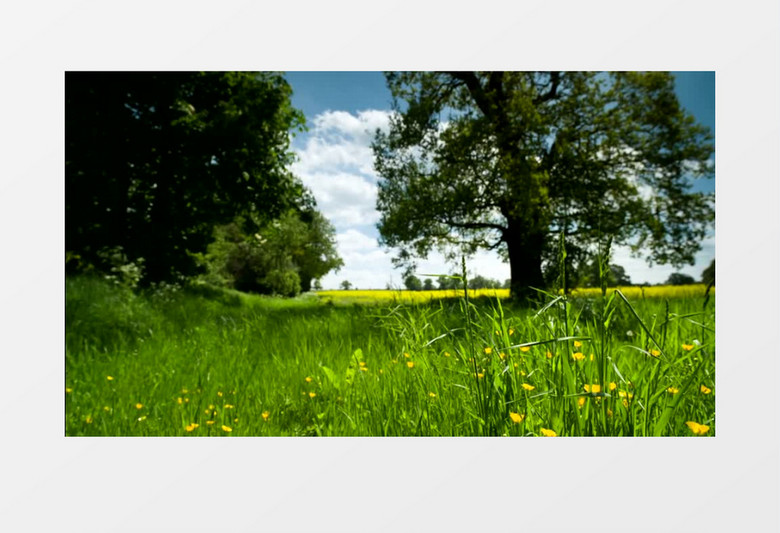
left=66, top=72, right=308, bottom=284
left=372, top=72, right=714, bottom=299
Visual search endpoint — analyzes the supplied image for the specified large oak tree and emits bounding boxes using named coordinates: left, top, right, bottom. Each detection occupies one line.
left=372, top=72, right=714, bottom=299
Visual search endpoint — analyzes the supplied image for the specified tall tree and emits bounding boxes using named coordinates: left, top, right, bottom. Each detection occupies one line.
left=373, top=72, right=714, bottom=299
left=66, top=72, right=306, bottom=283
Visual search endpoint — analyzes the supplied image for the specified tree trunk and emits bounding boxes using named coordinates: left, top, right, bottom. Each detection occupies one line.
left=504, top=217, right=546, bottom=302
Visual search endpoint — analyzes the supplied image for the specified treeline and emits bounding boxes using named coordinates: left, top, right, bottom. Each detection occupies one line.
left=65, top=72, right=342, bottom=296
left=388, top=258, right=714, bottom=292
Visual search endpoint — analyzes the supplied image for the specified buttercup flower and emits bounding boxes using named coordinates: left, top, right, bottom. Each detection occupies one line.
left=308, top=392, right=316, bottom=398
left=262, top=411, right=270, bottom=421
left=650, top=349, right=661, bottom=357
left=682, top=343, right=694, bottom=351
left=509, top=412, right=525, bottom=424
left=135, top=403, right=143, bottom=409
left=221, top=425, right=232, bottom=432
left=577, top=397, right=586, bottom=408
left=583, top=384, right=601, bottom=394
left=609, top=382, right=617, bottom=391
left=700, top=385, right=712, bottom=394
left=572, top=352, right=585, bottom=361
left=484, top=347, right=493, bottom=355
left=428, top=392, right=437, bottom=398
left=185, top=423, right=199, bottom=432
left=685, top=421, right=710, bottom=435
left=406, top=361, right=414, bottom=369
left=522, top=383, right=535, bottom=391
left=666, top=387, right=679, bottom=394
left=305, top=377, right=313, bottom=383
left=540, top=428, right=557, bottom=437
left=106, top=376, right=114, bottom=381
left=573, top=341, right=582, bottom=348
left=520, top=346, right=530, bottom=353
left=546, top=351, right=554, bottom=359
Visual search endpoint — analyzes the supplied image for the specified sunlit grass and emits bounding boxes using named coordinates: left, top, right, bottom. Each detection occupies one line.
left=66, top=276, right=714, bottom=436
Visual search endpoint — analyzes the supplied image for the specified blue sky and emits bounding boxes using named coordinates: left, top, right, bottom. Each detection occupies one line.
left=284, top=72, right=715, bottom=289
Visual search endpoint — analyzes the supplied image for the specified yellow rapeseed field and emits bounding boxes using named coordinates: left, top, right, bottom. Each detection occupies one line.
left=317, top=284, right=712, bottom=304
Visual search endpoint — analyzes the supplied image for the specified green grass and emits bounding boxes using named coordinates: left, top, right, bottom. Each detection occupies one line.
left=65, top=276, right=715, bottom=436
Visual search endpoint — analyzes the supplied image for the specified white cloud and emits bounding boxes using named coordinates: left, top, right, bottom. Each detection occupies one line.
left=299, top=171, right=379, bottom=227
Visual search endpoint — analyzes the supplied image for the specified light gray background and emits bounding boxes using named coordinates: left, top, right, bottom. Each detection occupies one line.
left=1, top=1, right=778, bottom=531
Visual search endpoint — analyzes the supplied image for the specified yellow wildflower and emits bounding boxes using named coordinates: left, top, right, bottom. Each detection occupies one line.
left=305, top=377, right=313, bottom=383
left=85, top=415, right=93, bottom=424
left=217, top=391, right=223, bottom=397
left=106, top=376, right=114, bottom=381
left=404, top=352, right=411, bottom=358
left=206, top=420, right=215, bottom=425
left=700, top=385, right=712, bottom=394
left=224, top=404, right=234, bottom=409
left=509, top=412, right=525, bottom=424
left=181, top=388, right=188, bottom=394
left=484, top=347, right=493, bottom=355
left=577, top=397, right=586, bottom=408
left=428, top=392, right=437, bottom=398
left=135, top=403, right=143, bottom=409
left=359, top=361, right=366, bottom=367
left=359, top=367, right=368, bottom=372
left=574, top=341, right=582, bottom=348
left=477, top=372, right=484, bottom=379
left=540, top=428, right=557, bottom=437
left=522, top=383, right=535, bottom=391
left=584, top=384, right=601, bottom=394
left=185, top=423, right=199, bottom=432
left=685, top=421, right=710, bottom=435
left=407, top=361, right=415, bottom=369
left=650, top=349, right=661, bottom=357
left=262, top=411, right=270, bottom=421
left=572, top=352, right=585, bottom=361
left=309, top=392, right=316, bottom=398
left=682, top=343, right=694, bottom=351
left=667, top=387, right=679, bottom=394
left=546, top=351, right=554, bottom=359
left=589, top=353, right=595, bottom=361
left=499, top=352, right=507, bottom=360
left=66, top=387, right=73, bottom=394
left=443, top=352, right=451, bottom=357
left=177, top=397, right=183, bottom=405
left=508, top=328, right=515, bottom=336
left=208, top=404, right=215, bottom=410
left=520, top=346, right=531, bottom=353
left=103, top=406, right=110, bottom=412
left=607, top=409, right=613, bottom=418
left=221, top=425, right=232, bottom=432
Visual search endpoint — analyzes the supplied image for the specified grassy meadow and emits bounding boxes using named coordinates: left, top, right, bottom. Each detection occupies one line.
left=65, top=276, right=714, bottom=437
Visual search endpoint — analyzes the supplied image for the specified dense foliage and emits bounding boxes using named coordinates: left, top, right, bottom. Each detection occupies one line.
left=66, top=72, right=314, bottom=284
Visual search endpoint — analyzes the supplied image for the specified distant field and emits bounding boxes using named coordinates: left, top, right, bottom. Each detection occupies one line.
left=317, top=284, right=713, bottom=304
left=66, top=277, right=715, bottom=437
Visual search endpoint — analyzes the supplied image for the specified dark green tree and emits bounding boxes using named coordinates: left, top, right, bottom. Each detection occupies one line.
left=66, top=72, right=306, bottom=283
left=404, top=274, right=423, bottom=291
left=340, top=280, right=353, bottom=290
left=422, top=278, right=434, bottom=290
left=578, top=260, right=632, bottom=287
left=200, top=207, right=342, bottom=296
left=665, top=272, right=696, bottom=285
left=373, top=72, right=714, bottom=300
